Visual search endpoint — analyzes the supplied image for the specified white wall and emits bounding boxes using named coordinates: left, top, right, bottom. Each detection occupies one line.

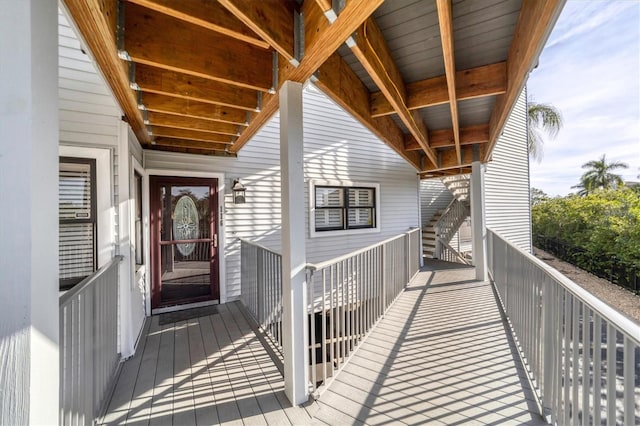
left=0, top=0, right=59, bottom=422
left=145, top=85, right=420, bottom=300
left=484, top=89, right=532, bottom=252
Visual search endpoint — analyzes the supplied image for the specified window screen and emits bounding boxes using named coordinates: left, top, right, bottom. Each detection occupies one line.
left=59, top=157, right=97, bottom=289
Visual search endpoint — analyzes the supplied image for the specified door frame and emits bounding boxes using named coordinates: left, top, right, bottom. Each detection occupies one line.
left=147, top=170, right=226, bottom=311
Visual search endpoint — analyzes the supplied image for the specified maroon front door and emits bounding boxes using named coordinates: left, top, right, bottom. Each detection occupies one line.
left=150, top=176, right=219, bottom=309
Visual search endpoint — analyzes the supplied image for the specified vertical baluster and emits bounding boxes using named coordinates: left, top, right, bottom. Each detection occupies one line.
left=581, top=306, right=591, bottom=426
left=322, top=268, right=327, bottom=385
left=622, top=336, right=634, bottom=426
left=340, top=261, right=345, bottom=367
left=310, top=274, right=316, bottom=392
left=330, top=264, right=335, bottom=378
left=592, top=315, right=602, bottom=425
left=605, top=324, right=615, bottom=425
left=563, top=294, right=572, bottom=425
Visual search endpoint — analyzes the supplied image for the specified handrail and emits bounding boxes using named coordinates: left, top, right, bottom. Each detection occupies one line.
left=60, top=255, right=123, bottom=307
left=307, top=228, right=420, bottom=272
left=237, top=237, right=281, bottom=257
left=489, top=228, right=638, bottom=343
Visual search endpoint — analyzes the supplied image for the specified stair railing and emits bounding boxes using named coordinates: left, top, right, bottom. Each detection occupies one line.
left=434, top=198, right=469, bottom=260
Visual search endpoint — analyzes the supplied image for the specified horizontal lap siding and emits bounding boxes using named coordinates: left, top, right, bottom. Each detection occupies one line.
left=303, top=88, right=419, bottom=264
left=419, top=179, right=453, bottom=227
left=145, top=86, right=420, bottom=299
left=484, top=89, right=532, bottom=252
left=58, top=12, right=120, bottom=149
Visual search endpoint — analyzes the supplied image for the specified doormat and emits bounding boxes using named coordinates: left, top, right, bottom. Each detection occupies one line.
left=158, top=305, right=219, bottom=326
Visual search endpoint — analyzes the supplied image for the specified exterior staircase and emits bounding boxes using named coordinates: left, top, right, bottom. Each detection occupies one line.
left=422, top=174, right=472, bottom=262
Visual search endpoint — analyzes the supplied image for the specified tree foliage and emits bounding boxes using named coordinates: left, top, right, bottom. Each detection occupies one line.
left=571, top=154, right=628, bottom=195
left=527, top=100, right=563, bottom=162
left=532, top=187, right=640, bottom=266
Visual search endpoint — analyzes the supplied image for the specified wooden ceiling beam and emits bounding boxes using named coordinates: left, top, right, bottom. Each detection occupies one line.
left=485, top=0, right=565, bottom=161
left=124, top=0, right=269, bottom=49
left=152, top=137, right=232, bottom=152
left=124, top=3, right=273, bottom=92
left=436, top=0, right=461, bottom=164
left=218, top=0, right=297, bottom=63
left=370, top=62, right=506, bottom=117
left=349, top=17, right=437, bottom=167
left=405, top=124, right=489, bottom=151
left=230, top=0, right=383, bottom=153
left=135, top=64, right=259, bottom=112
left=147, top=112, right=241, bottom=136
left=140, top=92, right=250, bottom=126
left=420, top=144, right=486, bottom=175
left=62, top=0, right=150, bottom=145
left=314, top=52, right=422, bottom=170
left=150, top=128, right=234, bottom=144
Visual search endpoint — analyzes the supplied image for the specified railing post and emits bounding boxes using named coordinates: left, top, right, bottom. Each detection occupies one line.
left=381, top=244, right=387, bottom=314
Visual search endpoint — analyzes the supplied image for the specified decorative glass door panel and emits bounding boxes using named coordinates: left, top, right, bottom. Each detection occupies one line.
left=151, top=177, right=219, bottom=308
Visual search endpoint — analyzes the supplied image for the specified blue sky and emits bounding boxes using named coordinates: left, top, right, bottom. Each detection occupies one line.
left=528, top=0, right=640, bottom=196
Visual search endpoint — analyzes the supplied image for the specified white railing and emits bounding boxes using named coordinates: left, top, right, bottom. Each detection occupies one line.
left=487, top=229, right=640, bottom=426
left=437, top=237, right=470, bottom=265
left=59, top=255, right=123, bottom=426
left=240, top=239, right=283, bottom=354
left=306, top=228, right=421, bottom=395
left=435, top=198, right=469, bottom=260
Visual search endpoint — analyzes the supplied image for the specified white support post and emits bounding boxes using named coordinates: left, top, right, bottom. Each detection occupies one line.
left=0, top=0, right=59, bottom=423
left=280, top=81, right=309, bottom=405
left=118, top=121, right=135, bottom=358
left=470, top=161, right=488, bottom=281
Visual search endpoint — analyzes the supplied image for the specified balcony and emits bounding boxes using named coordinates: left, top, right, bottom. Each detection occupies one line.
left=61, top=230, right=639, bottom=425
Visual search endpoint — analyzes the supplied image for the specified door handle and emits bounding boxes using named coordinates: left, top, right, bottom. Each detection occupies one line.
left=214, top=234, right=218, bottom=248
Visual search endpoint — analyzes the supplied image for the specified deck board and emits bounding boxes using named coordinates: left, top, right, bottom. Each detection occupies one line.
left=103, top=261, right=545, bottom=425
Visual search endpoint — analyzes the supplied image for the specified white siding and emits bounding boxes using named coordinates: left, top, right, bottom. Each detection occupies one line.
left=419, top=178, right=453, bottom=227
left=145, top=85, right=420, bottom=300
left=484, top=89, right=532, bottom=252
left=58, top=10, right=146, bottom=348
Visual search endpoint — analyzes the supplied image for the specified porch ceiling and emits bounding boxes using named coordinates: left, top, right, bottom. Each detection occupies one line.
left=62, top=0, right=564, bottom=177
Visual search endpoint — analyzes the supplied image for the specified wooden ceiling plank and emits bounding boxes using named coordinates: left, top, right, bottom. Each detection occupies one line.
left=124, top=0, right=269, bottom=49
left=135, top=64, right=258, bottom=112
left=153, top=137, right=231, bottom=152
left=147, top=144, right=235, bottom=157
left=218, top=0, right=296, bottom=63
left=436, top=0, right=461, bottom=164
left=404, top=124, right=489, bottom=150
left=314, top=52, right=422, bottom=170
left=151, top=128, right=234, bottom=144
left=124, top=3, right=273, bottom=91
left=485, top=0, right=565, bottom=160
left=63, top=0, right=150, bottom=145
left=141, top=92, right=250, bottom=126
left=146, top=111, right=241, bottom=135
left=231, top=1, right=383, bottom=153
left=370, top=62, right=507, bottom=117
left=349, top=17, right=437, bottom=166
left=420, top=144, right=485, bottom=174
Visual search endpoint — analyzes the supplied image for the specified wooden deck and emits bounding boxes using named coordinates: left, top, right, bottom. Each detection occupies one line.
left=102, top=261, right=545, bottom=425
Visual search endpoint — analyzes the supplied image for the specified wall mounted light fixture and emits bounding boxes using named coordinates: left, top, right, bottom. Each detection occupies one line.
left=232, top=179, right=246, bottom=204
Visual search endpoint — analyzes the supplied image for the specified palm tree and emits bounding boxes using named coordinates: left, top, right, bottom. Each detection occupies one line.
left=527, top=100, right=563, bottom=162
left=572, top=154, right=628, bottom=195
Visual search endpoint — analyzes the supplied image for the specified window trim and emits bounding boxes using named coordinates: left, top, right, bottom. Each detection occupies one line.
left=309, top=180, right=381, bottom=238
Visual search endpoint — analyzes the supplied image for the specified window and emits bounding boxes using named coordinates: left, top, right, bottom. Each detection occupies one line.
left=134, top=171, right=144, bottom=266
left=59, top=157, right=97, bottom=289
left=312, top=182, right=378, bottom=235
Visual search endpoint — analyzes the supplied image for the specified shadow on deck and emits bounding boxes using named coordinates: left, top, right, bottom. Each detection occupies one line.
left=101, top=261, right=545, bottom=425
